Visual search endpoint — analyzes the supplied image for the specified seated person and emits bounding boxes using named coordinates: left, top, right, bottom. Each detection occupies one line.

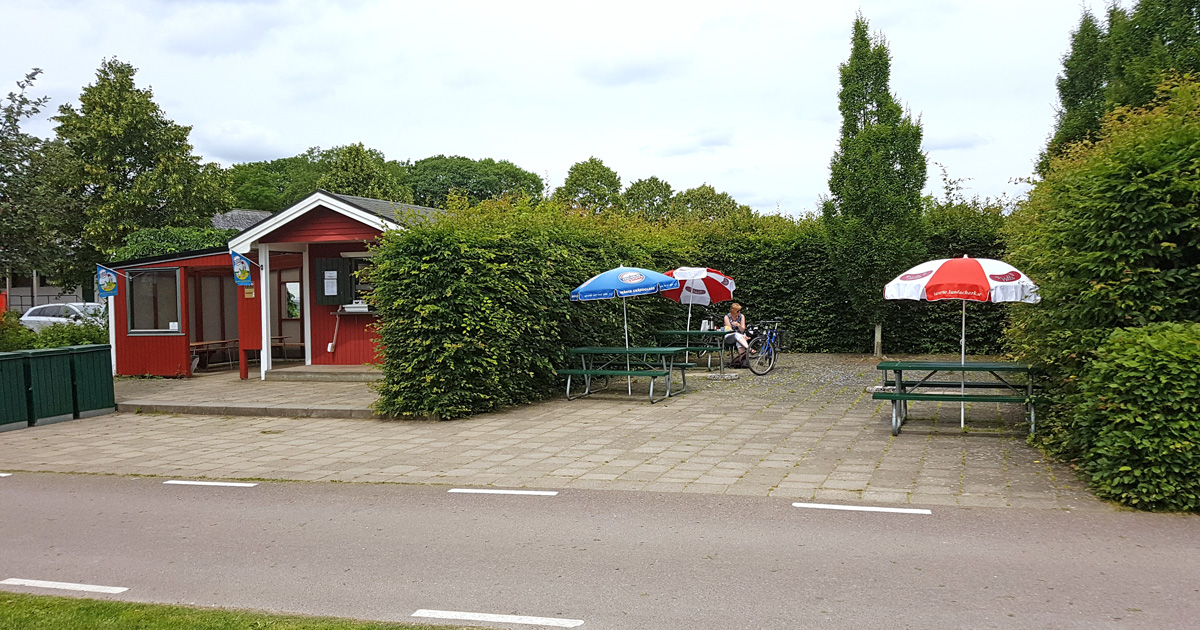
left=723, top=303, right=751, bottom=356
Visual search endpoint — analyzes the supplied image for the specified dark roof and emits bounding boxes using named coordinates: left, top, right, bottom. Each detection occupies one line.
left=211, top=209, right=272, bottom=231
left=324, top=191, right=439, bottom=223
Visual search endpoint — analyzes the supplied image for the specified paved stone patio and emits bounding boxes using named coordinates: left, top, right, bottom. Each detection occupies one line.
left=0, top=354, right=1109, bottom=511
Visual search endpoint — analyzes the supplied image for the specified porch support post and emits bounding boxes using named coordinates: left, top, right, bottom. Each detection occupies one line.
left=258, top=243, right=272, bottom=380
left=302, top=244, right=312, bottom=366
left=107, top=295, right=116, bottom=372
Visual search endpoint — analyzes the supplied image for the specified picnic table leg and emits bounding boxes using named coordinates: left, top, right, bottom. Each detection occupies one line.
left=580, top=354, right=592, bottom=395
left=1027, top=380, right=1035, bottom=435
left=678, top=354, right=687, bottom=392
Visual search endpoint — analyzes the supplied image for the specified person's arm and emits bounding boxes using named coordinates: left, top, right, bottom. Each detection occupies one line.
left=724, top=314, right=733, bottom=330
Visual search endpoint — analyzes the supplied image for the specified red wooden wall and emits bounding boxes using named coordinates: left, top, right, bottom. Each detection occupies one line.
left=307, top=243, right=381, bottom=365
left=259, top=207, right=380, bottom=243
left=114, top=253, right=230, bottom=377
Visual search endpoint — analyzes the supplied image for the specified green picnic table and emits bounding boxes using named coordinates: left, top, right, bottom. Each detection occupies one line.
left=557, top=346, right=688, bottom=403
left=653, top=330, right=732, bottom=373
left=873, top=361, right=1036, bottom=436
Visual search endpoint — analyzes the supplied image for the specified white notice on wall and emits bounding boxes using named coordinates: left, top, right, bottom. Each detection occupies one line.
left=324, top=270, right=338, bottom=296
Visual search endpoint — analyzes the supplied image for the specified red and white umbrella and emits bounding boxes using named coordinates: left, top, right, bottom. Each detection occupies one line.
left=885, top=255, right=1040, bottom=426
left=662, top=267, right=736, bottom=330
left=662, top=267, right=735, bottom=305
left=884, top=256, right=1040, bottom=305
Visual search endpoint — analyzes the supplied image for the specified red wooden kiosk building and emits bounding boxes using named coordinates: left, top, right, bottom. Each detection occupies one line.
left=106, top=191, right=432, bottom=379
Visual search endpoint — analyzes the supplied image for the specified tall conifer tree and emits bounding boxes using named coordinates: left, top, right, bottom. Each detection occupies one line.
left=1040, top=11, right=1109, bottom=174
left=823, top=14, right=927, bottom=352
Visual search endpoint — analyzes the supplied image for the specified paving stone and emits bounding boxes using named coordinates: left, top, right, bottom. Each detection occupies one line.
left=0, top=354, right=1114, bottom=513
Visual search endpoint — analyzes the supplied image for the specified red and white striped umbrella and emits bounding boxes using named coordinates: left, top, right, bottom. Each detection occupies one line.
left=662, top=267, right=736, bottom=306
left=884, top=256, right=1040, bottom=304
left=885, top=255, right=1040, bottom=427
left=661, top=268, right=736, bottom=352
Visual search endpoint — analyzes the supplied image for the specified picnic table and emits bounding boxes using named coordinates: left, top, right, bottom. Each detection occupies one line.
left=191, top=337, right=288, bottom=370
left=557, top=346, right=688, bottom=403
left=872, top=361, right=1036, bottom=436
left=190, top=339, right=239, bottom=370
left=653, top=329, right=732, bottom=372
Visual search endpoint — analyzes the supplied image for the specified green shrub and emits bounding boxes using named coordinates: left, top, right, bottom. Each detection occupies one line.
left=33, top=322, right=108, bottom=349
left=1075, top=323, right=1200, bottom=511
left=1005, top=75, right=1200, bottom=455
left=369, top=195, right=687, bottom=419
left=0, top=310, right=38, bottom=352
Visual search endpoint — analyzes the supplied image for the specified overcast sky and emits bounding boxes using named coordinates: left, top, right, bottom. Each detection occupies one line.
left=2, top=0, right=1118, bottom=215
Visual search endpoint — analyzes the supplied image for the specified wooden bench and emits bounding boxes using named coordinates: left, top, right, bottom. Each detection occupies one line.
left=872, top=390, right=1035, bottom=436
left=874, top=361, right=1037, bottom=436
left=555, top=368, right=673, bottom=402
left=190, top=339, right=238, bottom=371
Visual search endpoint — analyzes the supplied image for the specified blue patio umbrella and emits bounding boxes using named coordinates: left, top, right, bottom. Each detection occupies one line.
left=571, top=266, right=681, bottom=394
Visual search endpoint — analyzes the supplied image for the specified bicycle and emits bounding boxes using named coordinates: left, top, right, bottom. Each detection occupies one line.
left=746, top=319, right=783, bottom=375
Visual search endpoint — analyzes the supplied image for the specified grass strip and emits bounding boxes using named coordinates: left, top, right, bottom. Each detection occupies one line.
left=0, top=592, right=470, bottom=629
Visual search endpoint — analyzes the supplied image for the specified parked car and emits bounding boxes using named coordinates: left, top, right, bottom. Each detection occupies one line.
left=19, top=302, right=106, bottom=332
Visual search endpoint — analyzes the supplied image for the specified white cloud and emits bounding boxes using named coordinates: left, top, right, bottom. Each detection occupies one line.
left=0, top=0, right=1118, bottom=215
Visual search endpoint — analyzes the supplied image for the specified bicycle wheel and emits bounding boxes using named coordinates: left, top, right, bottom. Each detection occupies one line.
left=748, top=336, right=773, bottom=375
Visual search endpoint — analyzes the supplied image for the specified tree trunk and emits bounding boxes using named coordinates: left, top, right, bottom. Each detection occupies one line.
left=874, top=323, right=883, bottom=357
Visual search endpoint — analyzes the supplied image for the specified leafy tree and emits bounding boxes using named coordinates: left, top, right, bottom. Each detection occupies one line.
left=552, top=157, right=623, bottom=213
left=228, top=163, right=289, bottom=211
left=111, top=226, right=238, bottom=262
left=316, top=142, right=412, bottom=202
left=1040, top=11, right=1109, bottom=174
left=1106, top=0, right=1200, bottom=110
left=1041, top=1, right=1200, bottom=172
left=623, top=176, right=675, bottom=221
left=822, top=14, right=927, bottom=350
left=52, top=58, right=232, bottom=289
left=0, top=69, right=54, bottom=279
left=673, top=184, right=751, bottom=221
left=408, top=154, right=542, bottom=208
left=229, top=148, right=334, bottom=212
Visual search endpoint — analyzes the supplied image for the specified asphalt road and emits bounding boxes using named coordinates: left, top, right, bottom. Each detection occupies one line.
left=1, top=473, right=1197, bottom=629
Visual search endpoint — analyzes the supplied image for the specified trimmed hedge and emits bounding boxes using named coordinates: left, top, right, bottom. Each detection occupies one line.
left=1004, top=75, right=1200, bottom=461
left=369, top=197, right=689, bottom=419
left=368, top=193, right=1009, bottom=419
left=1075, top=323, right=1200, bottom=511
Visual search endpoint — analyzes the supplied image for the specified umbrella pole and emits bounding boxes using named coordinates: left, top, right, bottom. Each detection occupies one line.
left=685, top=303, right=693, bottom=363
left=961, top=300, right=966, bottom=429
left=624, top=297, right=632, bottom=395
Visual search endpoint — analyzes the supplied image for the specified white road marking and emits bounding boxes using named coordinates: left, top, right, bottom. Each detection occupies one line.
left=0, top=473, right=11, bottom=477
left=448, top=488, right=558, bottom=496
left=164, top=480, right=257, bottom=487
left=1, top=578, right=128, bottom=594
left=793, top=502, right=932, bottom=515
left=413, top=609, right=583, bottom=627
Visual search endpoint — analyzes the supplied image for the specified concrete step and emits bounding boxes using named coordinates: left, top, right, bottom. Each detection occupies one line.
left=263, top=367, right=382, bottom=382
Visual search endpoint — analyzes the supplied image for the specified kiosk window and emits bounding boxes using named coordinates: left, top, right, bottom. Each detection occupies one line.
left=128, top=269, right=181, bottom=334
